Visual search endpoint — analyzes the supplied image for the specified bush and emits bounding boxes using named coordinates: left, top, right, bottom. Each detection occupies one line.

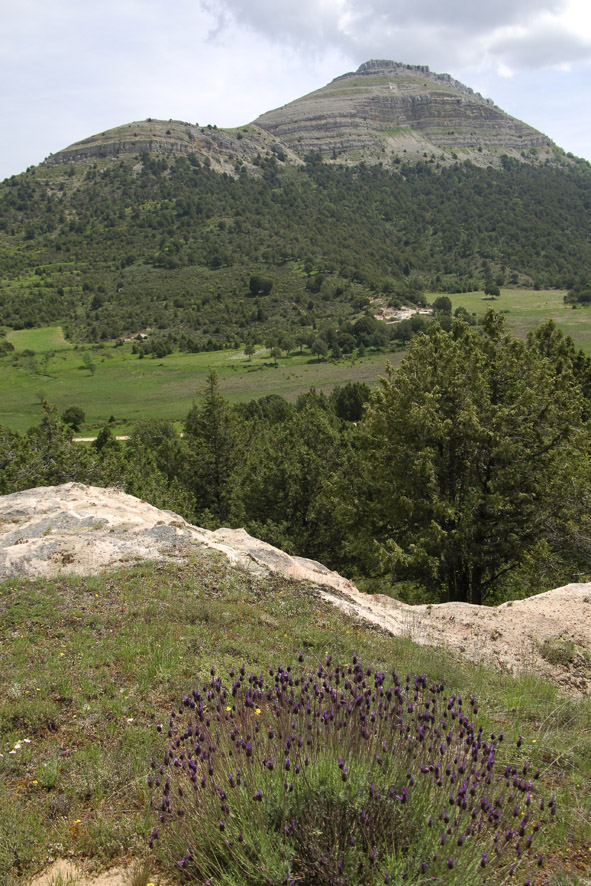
left=539, top=639, right=576, bottom=667
left=61, top=405, right=86, bottom=431
left=148, top=655, right=553, bottom=884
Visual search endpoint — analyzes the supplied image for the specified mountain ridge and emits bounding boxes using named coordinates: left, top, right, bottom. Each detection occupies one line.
left=2, top=59, right=590, bottom=346
left=42, top=59, right=561, bottom=172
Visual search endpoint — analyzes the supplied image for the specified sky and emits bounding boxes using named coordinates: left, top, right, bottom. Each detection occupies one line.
left=1, top=0, right=590, bottom=181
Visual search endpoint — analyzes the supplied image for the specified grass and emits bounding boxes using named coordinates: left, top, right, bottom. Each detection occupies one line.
left=0, top=338, right=398, bottom=434
left=5, top=326, right=70, bottom=352
left=449, top=289, right=591, bottom=351
left=0, top=554, right=590, bottom=884
left=2, top=289, right=591, bottom=435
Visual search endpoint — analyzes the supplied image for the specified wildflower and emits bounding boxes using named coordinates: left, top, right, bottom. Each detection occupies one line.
left=150, top=655, right=552, bottom=884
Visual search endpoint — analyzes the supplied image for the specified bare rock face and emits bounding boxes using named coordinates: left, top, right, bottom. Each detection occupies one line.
left=254, top=60, right=556, bottom=166
left=44, top=60, right=558, bottom=171
left=1, top=483, right=589, bottom=694
left=0, top=483, right=354, bottom=595
left=43, top=118, right=277, bottom=171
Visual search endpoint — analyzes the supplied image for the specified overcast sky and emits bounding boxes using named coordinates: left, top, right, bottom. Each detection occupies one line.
left=1, top=0, right=590, bottom=181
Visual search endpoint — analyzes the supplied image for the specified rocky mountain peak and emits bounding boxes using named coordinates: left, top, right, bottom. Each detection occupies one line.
left=253, top=57, right=545, bottom=167
left=42, top=60, right=559, bottom=172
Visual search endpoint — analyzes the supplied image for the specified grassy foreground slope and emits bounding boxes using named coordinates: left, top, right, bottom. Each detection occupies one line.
left=0, top=553, right=590, bottom=884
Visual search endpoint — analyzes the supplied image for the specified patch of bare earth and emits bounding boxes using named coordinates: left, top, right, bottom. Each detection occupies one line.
left=317, top=581, right=591, bottom=696
left=28, top=859, right=133, bottom=886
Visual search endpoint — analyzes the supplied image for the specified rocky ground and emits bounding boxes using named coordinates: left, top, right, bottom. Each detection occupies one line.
left=2, top=483, right=590, bottom=698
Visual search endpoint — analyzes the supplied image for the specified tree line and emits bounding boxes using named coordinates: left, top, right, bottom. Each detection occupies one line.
left=2, top=313, right=591, bottom=607
left=1, top=153, right=590, bottom=346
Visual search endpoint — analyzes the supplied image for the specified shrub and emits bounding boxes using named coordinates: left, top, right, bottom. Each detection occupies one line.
left=539, top=638, right=576, bottom=667
left=148, top=655, right=553, bottom=884
left=61, top=405, right=86, bottom=431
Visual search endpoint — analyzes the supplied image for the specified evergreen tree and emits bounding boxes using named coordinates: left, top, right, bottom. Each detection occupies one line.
left=239, top=397, right=342, bottom=558
left=349, top=313, right=590, bottom=604
left=184, top=371, right=241, bottom=524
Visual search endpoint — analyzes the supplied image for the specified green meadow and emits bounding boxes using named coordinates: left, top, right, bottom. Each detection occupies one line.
left=451, top=288, right=591, bottom=348
left=2, top=289, right=591, bottom=434
left=0, top=329, right=399, bottom=433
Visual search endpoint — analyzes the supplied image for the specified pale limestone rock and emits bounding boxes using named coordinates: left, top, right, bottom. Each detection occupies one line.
left=1, top=483, right=589, bottom=695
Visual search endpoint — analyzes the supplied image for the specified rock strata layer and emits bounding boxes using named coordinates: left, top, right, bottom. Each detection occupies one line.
left=44, top=60, right=558, bottom=171
left=255, top=60, right=553, bottom=165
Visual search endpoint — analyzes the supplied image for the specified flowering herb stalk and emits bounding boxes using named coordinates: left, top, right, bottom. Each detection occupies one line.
left=148, top=655, right=553, bottom=885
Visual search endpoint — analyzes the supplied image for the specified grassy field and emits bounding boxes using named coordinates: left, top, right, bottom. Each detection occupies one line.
left=0, top=332, right=400, bottom=434
left=0, top=554, right=589, bottom=885
left=2, top=290, right=591, bottom=434
left=5, top=326, right=70, bottom=352
left=450, top=288, right=591, bottom=350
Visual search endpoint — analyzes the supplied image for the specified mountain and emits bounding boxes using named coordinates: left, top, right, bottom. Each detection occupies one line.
left=254, top=60, right=556, bottom=167
left=0, top=61, right=590, bottom=346
left=45, top=60, right=558, bottom=172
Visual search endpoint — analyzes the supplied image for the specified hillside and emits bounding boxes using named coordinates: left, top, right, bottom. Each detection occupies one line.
left=2, top=482, right=590, bottom=695
left=1, top=483, right=590, bottom=885
left=0, top=60, right=590, bottom=347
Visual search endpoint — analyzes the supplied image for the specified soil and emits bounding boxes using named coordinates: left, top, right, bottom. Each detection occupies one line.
left=317, top=580, right=591, bottom=696
left=28, top=859, right=138, bottom=886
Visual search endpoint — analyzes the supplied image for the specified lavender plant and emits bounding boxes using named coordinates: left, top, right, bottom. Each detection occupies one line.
left=148, top=654, right=554, bottom=885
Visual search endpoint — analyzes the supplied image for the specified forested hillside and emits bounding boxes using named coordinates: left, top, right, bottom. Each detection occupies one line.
left=1, top=152, right=590, bottom=348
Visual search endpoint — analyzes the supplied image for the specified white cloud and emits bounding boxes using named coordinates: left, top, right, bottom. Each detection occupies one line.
left=0, top=0, right=590, bottom=179
left=202, top=0, right=591, bottom=69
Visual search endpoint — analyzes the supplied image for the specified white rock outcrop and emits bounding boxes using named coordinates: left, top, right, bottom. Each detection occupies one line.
left=0, top=483, right=354, bottom=594
left=1, top=483, right=589, bottom=694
